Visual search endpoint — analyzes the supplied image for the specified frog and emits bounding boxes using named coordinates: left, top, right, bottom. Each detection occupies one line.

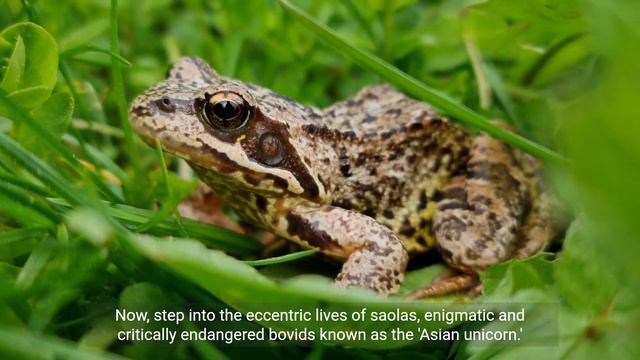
left=129, top=56, right=563, bottom=297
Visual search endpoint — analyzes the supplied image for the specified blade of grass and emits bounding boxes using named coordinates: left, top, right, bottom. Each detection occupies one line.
left=0, top=190, right=54, bottom=227
left=20, top=0, right=41, bottom=24
left=135, top=140, right=184, bottom=233
left=61, top=135, right=127, bottom=183
left=61, top=45, right=131, bottom=66
left=0, top=227, right=48, bottom=260
left=157, top=139, right=189, bottom=237
left=47, top=198, right=262, bottom=255
left=0, top=132, right=86, bottom=207
left=0, top=168, right=51, bottom=197
left=109, top=0, right=141, bottom=178
left=0, top=132, right=130, bottom=240
left=342, top=0, right=378, bottom=45
left=0, top=91, right=123, bottom=202
left=278, top=0, right=566, bottom=164
left=71, top=119, right=124, bottom=139
left=0, top=181, right=60, bottom=223
left=521, top=33, right=585, bottom=86
left=0, top=326, right=128, bottom=360
left=464, top=34, right=492, bottom=110
left=244, top=248, right=319, bottom=266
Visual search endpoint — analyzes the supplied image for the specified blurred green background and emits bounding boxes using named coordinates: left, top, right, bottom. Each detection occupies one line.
left=0, top=0, right=638, bottom=359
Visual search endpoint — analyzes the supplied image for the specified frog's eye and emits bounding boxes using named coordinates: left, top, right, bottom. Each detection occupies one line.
left=201, top=92, right=250, bottom=131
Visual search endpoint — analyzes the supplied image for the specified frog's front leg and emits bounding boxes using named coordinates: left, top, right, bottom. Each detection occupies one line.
left=280, top=205, right=409, bottom=295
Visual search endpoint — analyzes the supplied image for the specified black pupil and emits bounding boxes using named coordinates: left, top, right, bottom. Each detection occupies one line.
left=213, top=101, right=240, bottom=120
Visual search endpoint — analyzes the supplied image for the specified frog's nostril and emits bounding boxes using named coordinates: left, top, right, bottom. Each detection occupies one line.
left=157, top=96, right=176, bottom=113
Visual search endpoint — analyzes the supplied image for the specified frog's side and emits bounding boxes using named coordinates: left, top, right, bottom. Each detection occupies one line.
left=129, top=57, right=561, bottom=295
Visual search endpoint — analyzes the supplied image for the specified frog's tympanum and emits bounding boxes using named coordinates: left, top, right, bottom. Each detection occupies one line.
left=130, top=57, right=563, bottom=297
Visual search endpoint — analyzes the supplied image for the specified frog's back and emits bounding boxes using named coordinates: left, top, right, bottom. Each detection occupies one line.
left=304, top=85, right=472, bottom=252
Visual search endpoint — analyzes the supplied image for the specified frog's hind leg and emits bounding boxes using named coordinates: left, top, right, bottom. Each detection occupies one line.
left=409, top=130, right=566, bottom=300
left=279, top=206, right=409, bottom=295
left=433, top=133, right=530, bottom=273
left=510, top=152, right=568, bottom=258
left=407, top=133, right=529, bottom=300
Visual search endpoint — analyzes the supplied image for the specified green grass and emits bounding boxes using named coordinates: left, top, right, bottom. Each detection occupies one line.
left=1, top=0, right=639, bottom=359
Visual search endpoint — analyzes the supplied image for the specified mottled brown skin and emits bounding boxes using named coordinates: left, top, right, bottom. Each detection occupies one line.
left=129, top=57, right=562, bottom=296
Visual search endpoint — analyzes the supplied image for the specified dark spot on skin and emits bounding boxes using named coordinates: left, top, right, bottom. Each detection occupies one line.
left=383, top=210, right=394, bottom=219
left=444, top=187, right=467, bottom=202
left=438, top=246, right=454, bottom=263
left=341, top=130, right=357, bottom=140
left=273, top=177, right=289, bottom=191
left=399, top=222, right=416, bottom=237
left=364, top=131, right=378, bottom=139
left=242, top=172, right=260, bottom=186
left=381, top=129, right=397, bottom=140
left=419, top=218, right=432, bottom=230
left=471, top=195, right=493, bottom=206
left=468, top=160, right=521, bottom=192
left=355, top=153, right=367, bottom=166
left=286, top=212, right=340, bottom=250
left=409, top=121, right=424, bottom=131
left=331, top=199, right=353, bottom=210
left=429, top=116, right=443, bottom=125
left=340, top=164, right=351, bottom=177
left=132, top=105, right=152, bottom=117
left=432, top=190, right=444, bottom=202
left=255, top=195, right=267, bottom=212
left=363, top=114, right=376, bottom=123
left=438, top=202, right=468, bottom=211
left=416, top=235, right=429, bottom=245
left=338, top=147, right=349, bottom=163
left=435, top=216, right=467, bottom=240
left=418, top=192, right=428, bottom=210
left=385, top=108, right=402, bottom=117
left=465, top=248, right=480, bottom=260
left=365, top=241, right=394, bottom=256
left=362, top=208, right=376, bottom=218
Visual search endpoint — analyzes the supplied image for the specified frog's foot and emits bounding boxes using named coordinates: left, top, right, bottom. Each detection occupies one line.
left=406, top=271, right=479, bottom=300
left=433, top=132, right=530, bottom=272
left=279, top=205, right=409, bottom=295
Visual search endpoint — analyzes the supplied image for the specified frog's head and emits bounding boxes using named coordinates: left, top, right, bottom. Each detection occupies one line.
left=129, top=56, right=325, bottom=201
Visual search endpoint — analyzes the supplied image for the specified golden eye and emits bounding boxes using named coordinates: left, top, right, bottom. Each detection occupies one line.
left=201, top=92, right=250, bottom=131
